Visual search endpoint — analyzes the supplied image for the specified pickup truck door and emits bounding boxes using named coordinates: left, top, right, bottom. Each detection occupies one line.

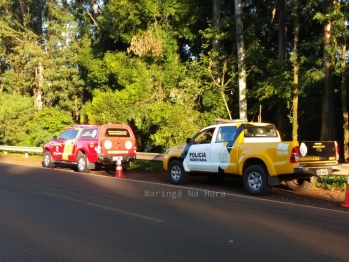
left=63, top=129, right=81, bottom=161
left=51, top=130, right=71, bottom=161
left=183, top=128, right=215, bottom=172
left=210, top=126, right=238, bottom=173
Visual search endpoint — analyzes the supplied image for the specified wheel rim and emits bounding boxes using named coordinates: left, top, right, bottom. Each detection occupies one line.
left=247, top=171, right=262, bottom=190
left=78, top=157, right=86, bottom=171
left=170, top=165, right=181, bottom=181
left=44, top=154, right=51, bottom=166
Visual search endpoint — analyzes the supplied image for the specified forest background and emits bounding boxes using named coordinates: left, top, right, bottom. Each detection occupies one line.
left=0, top=0, right=349, bottom=161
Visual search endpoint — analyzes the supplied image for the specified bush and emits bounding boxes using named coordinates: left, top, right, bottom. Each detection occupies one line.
left=314, top=176, right=348, bottom=191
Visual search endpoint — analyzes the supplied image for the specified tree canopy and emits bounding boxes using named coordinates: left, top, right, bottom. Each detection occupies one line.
left=0, top=0, right=348, bottom=160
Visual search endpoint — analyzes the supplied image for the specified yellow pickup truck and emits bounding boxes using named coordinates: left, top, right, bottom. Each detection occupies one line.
left=163, top=119, right=340, bottom=195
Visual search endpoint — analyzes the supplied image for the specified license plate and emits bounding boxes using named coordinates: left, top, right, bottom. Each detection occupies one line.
left=316, top=169, right=328, bottom=176
left=112, top=156, right=122, bottom=161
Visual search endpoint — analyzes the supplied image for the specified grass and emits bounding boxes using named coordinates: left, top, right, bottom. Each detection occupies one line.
left=0, top=151, right=42, bottom=159
left=315, top=176, right=348, bottom=192
left=129, top=160, right=163, bottom=172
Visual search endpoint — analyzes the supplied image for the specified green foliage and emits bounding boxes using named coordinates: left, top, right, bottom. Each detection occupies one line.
left=25, top=107, right=74, bottom=147
left=0, top=93, right=36, bottom=145
left=129, top=160, right=163, bottom=172
left=0, top=93, right=74, bottom=146
left=1, top=0, right=349, bottom=157
left=314, top=176, right=348, bottom=192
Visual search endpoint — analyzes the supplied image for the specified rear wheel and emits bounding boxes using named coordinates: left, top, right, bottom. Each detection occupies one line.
left=168, top=160, right=188, bottom=184
left=77, top=153, right=90, bottom=173
left=285, top=179, right=312, bottom=192
left=243, top=165, right=271, bottom=196
left=42, top=151, right=55, bottom=168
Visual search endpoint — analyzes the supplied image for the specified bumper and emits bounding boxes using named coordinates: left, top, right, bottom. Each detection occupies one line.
left=97, top=155, right=136, bottom=164
left=294, top=165, right=339, bottom=177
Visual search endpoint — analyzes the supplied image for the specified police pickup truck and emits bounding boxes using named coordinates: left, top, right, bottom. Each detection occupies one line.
left=163, top=119, right=340, bottom=195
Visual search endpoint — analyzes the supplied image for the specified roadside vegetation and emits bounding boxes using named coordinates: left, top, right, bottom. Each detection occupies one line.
left=0, top=1, right=348, bottom=161
left=315, top=176, right=348, bottom=192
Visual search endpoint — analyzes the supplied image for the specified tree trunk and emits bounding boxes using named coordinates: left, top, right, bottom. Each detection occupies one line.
left=277, top=0, right=287, bottom=132
left=234, top=0, right=247, bottom=120
left=321, top=3, right=335, bottom=141
left=18, top=0, right=27, bottom=27
left=292, top=0, right=299, bottom=141
left=212, top=0, right=220, bottom=53
left=278, top=0, right=287, bottom=65
left=340, top=11, right=348, bottom=161
left=37, top=0, right=43, bottom=36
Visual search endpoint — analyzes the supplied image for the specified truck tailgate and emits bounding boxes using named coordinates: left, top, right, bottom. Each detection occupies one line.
left=299, top=141, right=337, bottom=164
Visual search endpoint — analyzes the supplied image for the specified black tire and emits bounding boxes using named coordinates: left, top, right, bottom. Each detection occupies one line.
left=168, top=160, right=188, bottom=184
left=77, top=153, right=90, bottom=173
left=42, top=151, right=55, bottom=168
left=285, top=179, right=312, bottom=192
left=207, top=174, right=226, bottom=183
left=243, top=165, right=271, bottom=196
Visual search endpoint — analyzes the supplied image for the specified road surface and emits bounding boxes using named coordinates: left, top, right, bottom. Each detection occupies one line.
left=1, top=163, right=348, bottom=262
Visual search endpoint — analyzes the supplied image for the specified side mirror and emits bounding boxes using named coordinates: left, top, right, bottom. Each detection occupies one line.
left=52, top=136, right=57, bottom=141
left=186, top=138, right=191, bottom=144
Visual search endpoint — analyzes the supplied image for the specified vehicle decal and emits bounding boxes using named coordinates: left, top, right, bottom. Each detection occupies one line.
left=216, top=124, right=245, bottom=173
left=277, top=143, right=289, bottom=156
left=108, top=150, right=128, bottom=154
left=226, top=124, right=245, bottom=153
left=300, top=142, right=307, bottom=156
left=62, top=139, right=75, bottom=160
left=180, top=143, right=191, bottom=160
left=218, top=142, right=230, bottom=173
left=189, top=152, right=207, bottom=162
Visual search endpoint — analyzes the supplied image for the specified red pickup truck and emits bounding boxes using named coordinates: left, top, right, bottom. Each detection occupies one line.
left=42, top=124, right=137, bottom=172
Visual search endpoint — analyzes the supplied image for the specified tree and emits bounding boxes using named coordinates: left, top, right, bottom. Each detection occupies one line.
left=320, top=0, right=336, bottom=140
left=291, top=0, right=299, bottom=141
left=235, top=0, right=247, bottom=120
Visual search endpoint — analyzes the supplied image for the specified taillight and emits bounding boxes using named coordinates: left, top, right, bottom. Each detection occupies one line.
left=335, top=141, right=340, bottom=161
left=290, top=146, right=300, bottom=163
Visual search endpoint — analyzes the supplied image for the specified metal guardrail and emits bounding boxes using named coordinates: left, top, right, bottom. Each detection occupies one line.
left=0, top=145, right=164, bottom=162
left=1, top=146, right=348, bottom=175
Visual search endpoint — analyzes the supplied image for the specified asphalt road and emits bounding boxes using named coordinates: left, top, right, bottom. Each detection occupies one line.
left=1, top=163, right=349, bottom=262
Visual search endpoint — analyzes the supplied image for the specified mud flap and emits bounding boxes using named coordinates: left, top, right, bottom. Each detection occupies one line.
left=268, top=175, right=280, bottom=186
left=87, top=162, right=95, bottom=170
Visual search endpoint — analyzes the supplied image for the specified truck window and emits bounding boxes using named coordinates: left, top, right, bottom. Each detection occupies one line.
left=245, top=124, right=277, bottom=137
left=193, top=128, right=215, bottom=144
left=57, top=130, right=71, bottom=141
left=105, top=128, right=130, bottom=137
left=68, top=129, right=80, bottom=140
left=216, top=126, right=237, bottom=142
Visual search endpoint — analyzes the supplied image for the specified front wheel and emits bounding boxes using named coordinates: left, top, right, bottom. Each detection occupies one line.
left=168, top=160, right=188, bottom=185
left=285, top=179, right=312, bottom=192
left=42, top=151, right=55, bottom=168
left=243, top=165, right=271, bottom=196
left=77, top=153, right=90, bottom=173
